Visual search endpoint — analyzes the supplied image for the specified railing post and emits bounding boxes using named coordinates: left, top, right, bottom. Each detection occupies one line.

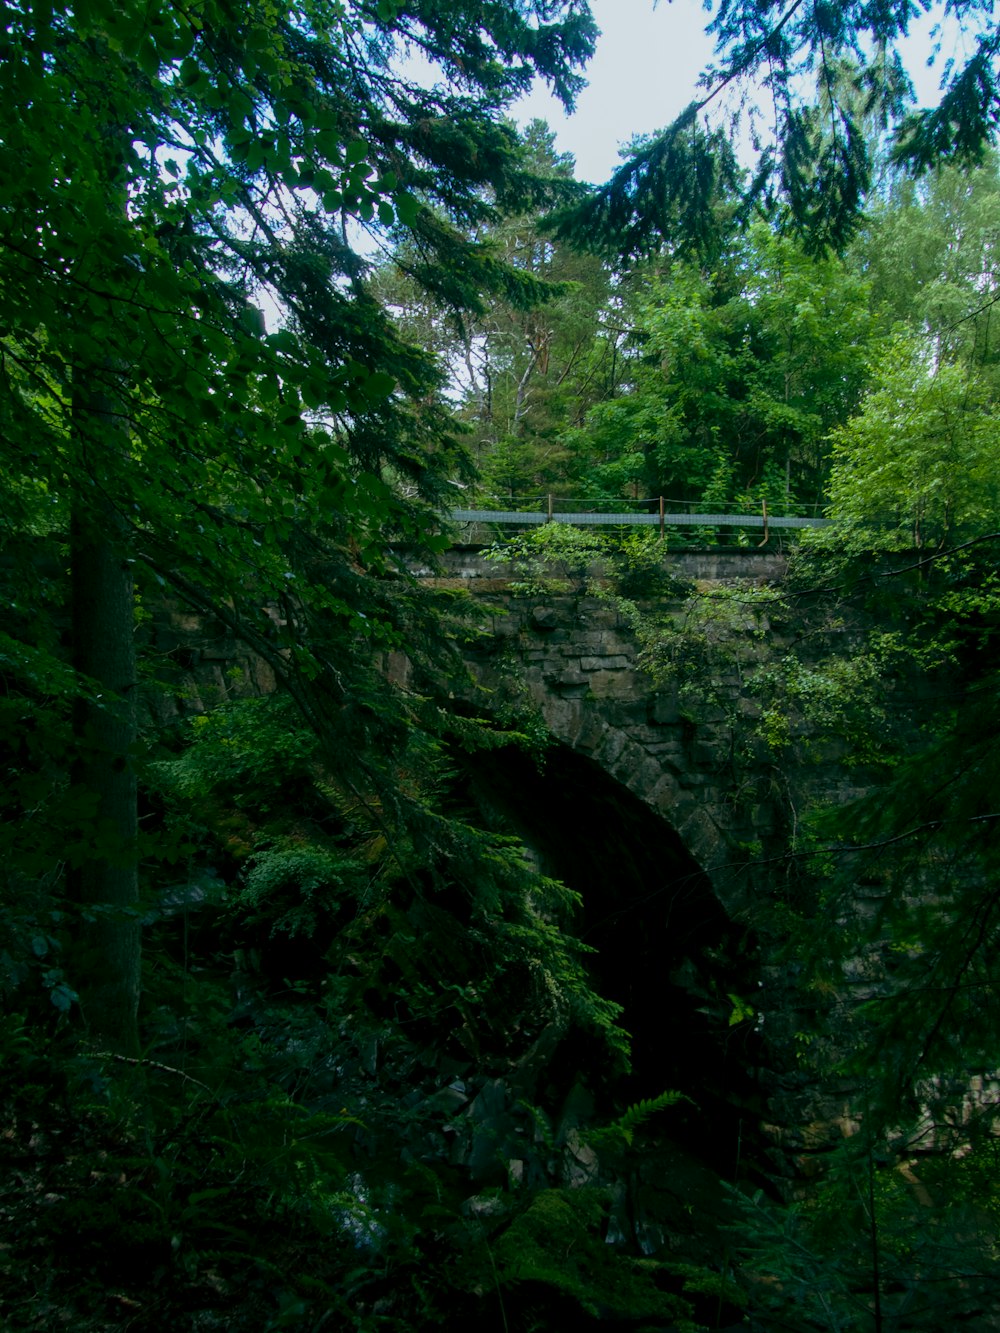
left=546, top=493, right=553, bottom=523
left=659, top=495, right=665, bottom=541
left=757, top=497, right=769, bottom=547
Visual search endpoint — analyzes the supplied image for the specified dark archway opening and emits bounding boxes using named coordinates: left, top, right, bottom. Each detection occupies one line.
left=453, top=739, right=766, bottom=1178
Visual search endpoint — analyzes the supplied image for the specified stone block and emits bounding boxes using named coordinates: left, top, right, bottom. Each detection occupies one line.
left=736, top=696, right=762, bottom=719
left=382, top=650, right=410, bottom=687
left=686, top=701, right=733, bottom=726
left=546, top=670, right=588, bottom=691
left=667, top=794, right=699, bottom=828
left=530, top=606, right=560, bottom=631
left=647, top=773, right=682, bottom=817
left=586, top=669, right=647, bottom=699
left=573, top=631, right=609, bottom=651
left=640, top=741, right=685, bottom=765
left=689, top=738, right=723, bottom=767
left=609, top=752, right=662, bottom=798
left=552, top=699, right=585, bottom=745
left=594, top=728, right=629, bottom=769
left=168, top=610, right=203, bottom=632
left=649, top=691, right=680, bottom=725
left=580, top=655, right=630, bottom=672
left=677, top=806, right=724, bottom=867
left=249, top=657, right=278, bottom=694
left=573, top=714, right=608, bottom=754
left=198, top=641, right=238, bottom=661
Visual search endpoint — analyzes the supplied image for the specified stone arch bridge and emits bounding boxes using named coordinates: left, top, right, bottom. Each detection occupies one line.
left=416, top=546, right=856, bottom=921
left=405, top=542, right=878, bottom=1147
left=154, top=543, right=848, bottom=919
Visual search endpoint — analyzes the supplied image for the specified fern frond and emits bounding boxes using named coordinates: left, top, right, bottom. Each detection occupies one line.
left=590, top=1090, right=692, bottom=1149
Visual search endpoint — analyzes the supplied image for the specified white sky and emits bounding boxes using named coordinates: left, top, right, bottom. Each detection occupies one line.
left=514, top=0, right=714, bottom=184
left=513, top=0, right=977, bottom=185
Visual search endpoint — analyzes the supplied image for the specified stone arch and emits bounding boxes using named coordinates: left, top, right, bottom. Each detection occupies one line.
left=464, top=591, right=770, bottom=916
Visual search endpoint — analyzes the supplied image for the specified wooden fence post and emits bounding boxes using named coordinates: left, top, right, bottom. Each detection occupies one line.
left=757, top=498, right=769, bottom=547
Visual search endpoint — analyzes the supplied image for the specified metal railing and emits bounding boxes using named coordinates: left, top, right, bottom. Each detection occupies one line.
left=448, top=495, right=830, bottom=540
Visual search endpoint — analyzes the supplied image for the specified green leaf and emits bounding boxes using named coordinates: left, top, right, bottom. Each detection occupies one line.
left=49, top=984, right=77, bottom=1013
left=315, top=129, right=342, bottom=161
left=136, top=38, right=160, bottom=76
left=394, top=191, right=419, bottom=225
left=266, top=329, right=299, bottom=354
left=364, top=370, right=395, bottom=400
left=301, top=378, right=328, bottom=409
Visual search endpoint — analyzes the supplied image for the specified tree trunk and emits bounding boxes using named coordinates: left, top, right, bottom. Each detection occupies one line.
left=70, top=384, right=140, bottom=1056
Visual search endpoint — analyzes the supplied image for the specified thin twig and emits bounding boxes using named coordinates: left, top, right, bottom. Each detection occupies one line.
left=91, top=1051, right=213, bottom=1093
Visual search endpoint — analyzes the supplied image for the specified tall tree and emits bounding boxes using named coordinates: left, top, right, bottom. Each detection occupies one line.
left=558, top=222, right=874, bottom=506
left=372, top=118, right=622, bottom=500
left=857, top=151, right=1000, bottom=377
left=818, top=154, right=1000, bottom=546
left=826, top=332, right=1000, bottom=549
left=0, top=0, right=597, bottom=1049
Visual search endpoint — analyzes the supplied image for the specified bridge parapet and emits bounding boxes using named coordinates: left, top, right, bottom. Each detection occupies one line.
left=412, top=544, right=789, bottom=586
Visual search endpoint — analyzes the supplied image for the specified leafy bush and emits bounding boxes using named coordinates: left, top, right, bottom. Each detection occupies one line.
left=484, top=522, right=606, bottom=594
left=237, top=845, right=365, bottom=939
